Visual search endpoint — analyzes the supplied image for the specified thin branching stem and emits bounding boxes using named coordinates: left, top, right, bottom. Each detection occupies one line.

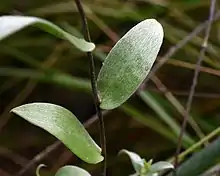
left=74, top=0, right=107, bottom=175
left=174, top=0, right=216, bottom=172
left=141, top=10, right=220, bottom=88
left=16, top=141, right=61, bottom=176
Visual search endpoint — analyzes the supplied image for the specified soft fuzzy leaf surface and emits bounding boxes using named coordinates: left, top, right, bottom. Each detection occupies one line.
left=150, top=161, right=174, bottom=173
left=119, top=149, right=144, bottom=174
left=11, top=103, right=103, bottom=164
left=55, top=166, right=91, bottom=176
left=97, top=19, right=163, bottom=109
left=0, top=16, right=95, bottom=51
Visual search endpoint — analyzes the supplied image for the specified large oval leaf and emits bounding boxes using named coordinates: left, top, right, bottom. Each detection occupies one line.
left=0, top=16, right=95, bottom=52
left=11, top=103, right=103, bottom=164
left=55, top=166, right=91, bottom=176
left=97, top=19, right=164, bottom=109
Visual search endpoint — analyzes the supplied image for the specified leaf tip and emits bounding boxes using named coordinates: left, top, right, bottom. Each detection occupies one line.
left=10, top=106, right=19, bottom=114
left=10, top=104, right=25, bottom=115
left=89, top=42, right=96, bottom=51
left=99, top=102, right=119, bottom=110
left=36, top=164, right=47, bottom=176
left=94, top=155, right=104, bottom=164
left=78, top=40, right=95, bottom=52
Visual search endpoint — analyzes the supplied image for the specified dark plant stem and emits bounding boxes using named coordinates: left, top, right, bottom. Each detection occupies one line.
left=74, top=0, right=107, bottom=175
left=173, top=0, right=216, bottom=173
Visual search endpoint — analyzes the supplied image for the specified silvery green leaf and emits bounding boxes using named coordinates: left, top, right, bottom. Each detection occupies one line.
left=145, top=173, right=158, bottom=176
left=11, top=103, right=103, bottom=164
left=97, top=19, right=163, bottom=109
left=0, top=16, right=95, bottom=52
left=119, top=149, right=144, bottom=174
left=150, top=161, right=174, bottom=173
left=55, top=166, right=91, bottom=176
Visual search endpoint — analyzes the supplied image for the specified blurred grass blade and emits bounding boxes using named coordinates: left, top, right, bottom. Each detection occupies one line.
left=167, top=137, right=220, bottom=176
left=11, top=103, right=103, bottom=164
left=29, top=2, right=141, bottom=20
left=169, top=127, right=220, bottom=163
left=138, top=91, right=195, bottom=146
left=0, top=68, right=90, bottom=92
left=97, top=19, right=163, bottom=110
left=120, top=104, right=178, bottom=145
left=0, top=16, right=95, bottom=52
left=55, top=166, right=91, bottom=176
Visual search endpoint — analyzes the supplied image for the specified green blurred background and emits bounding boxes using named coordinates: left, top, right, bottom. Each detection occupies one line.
left=0, top=0, right=220, bottom=175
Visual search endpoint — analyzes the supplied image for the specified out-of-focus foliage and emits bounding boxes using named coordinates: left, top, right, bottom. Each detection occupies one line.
left=0, top=0, right=220, bottom=176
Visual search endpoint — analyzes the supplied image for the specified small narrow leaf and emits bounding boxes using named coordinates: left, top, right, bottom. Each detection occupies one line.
left=0, top=16, right=95, bottom=52
left=11, top=103, right=103, bottom=164
left=97, top=19, right=163, bottom=109
left=119, top=149, right=144, bottom=173
left=55, top=166, right=91, bottom=176
left=150, top=161, right=174, bottom=173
